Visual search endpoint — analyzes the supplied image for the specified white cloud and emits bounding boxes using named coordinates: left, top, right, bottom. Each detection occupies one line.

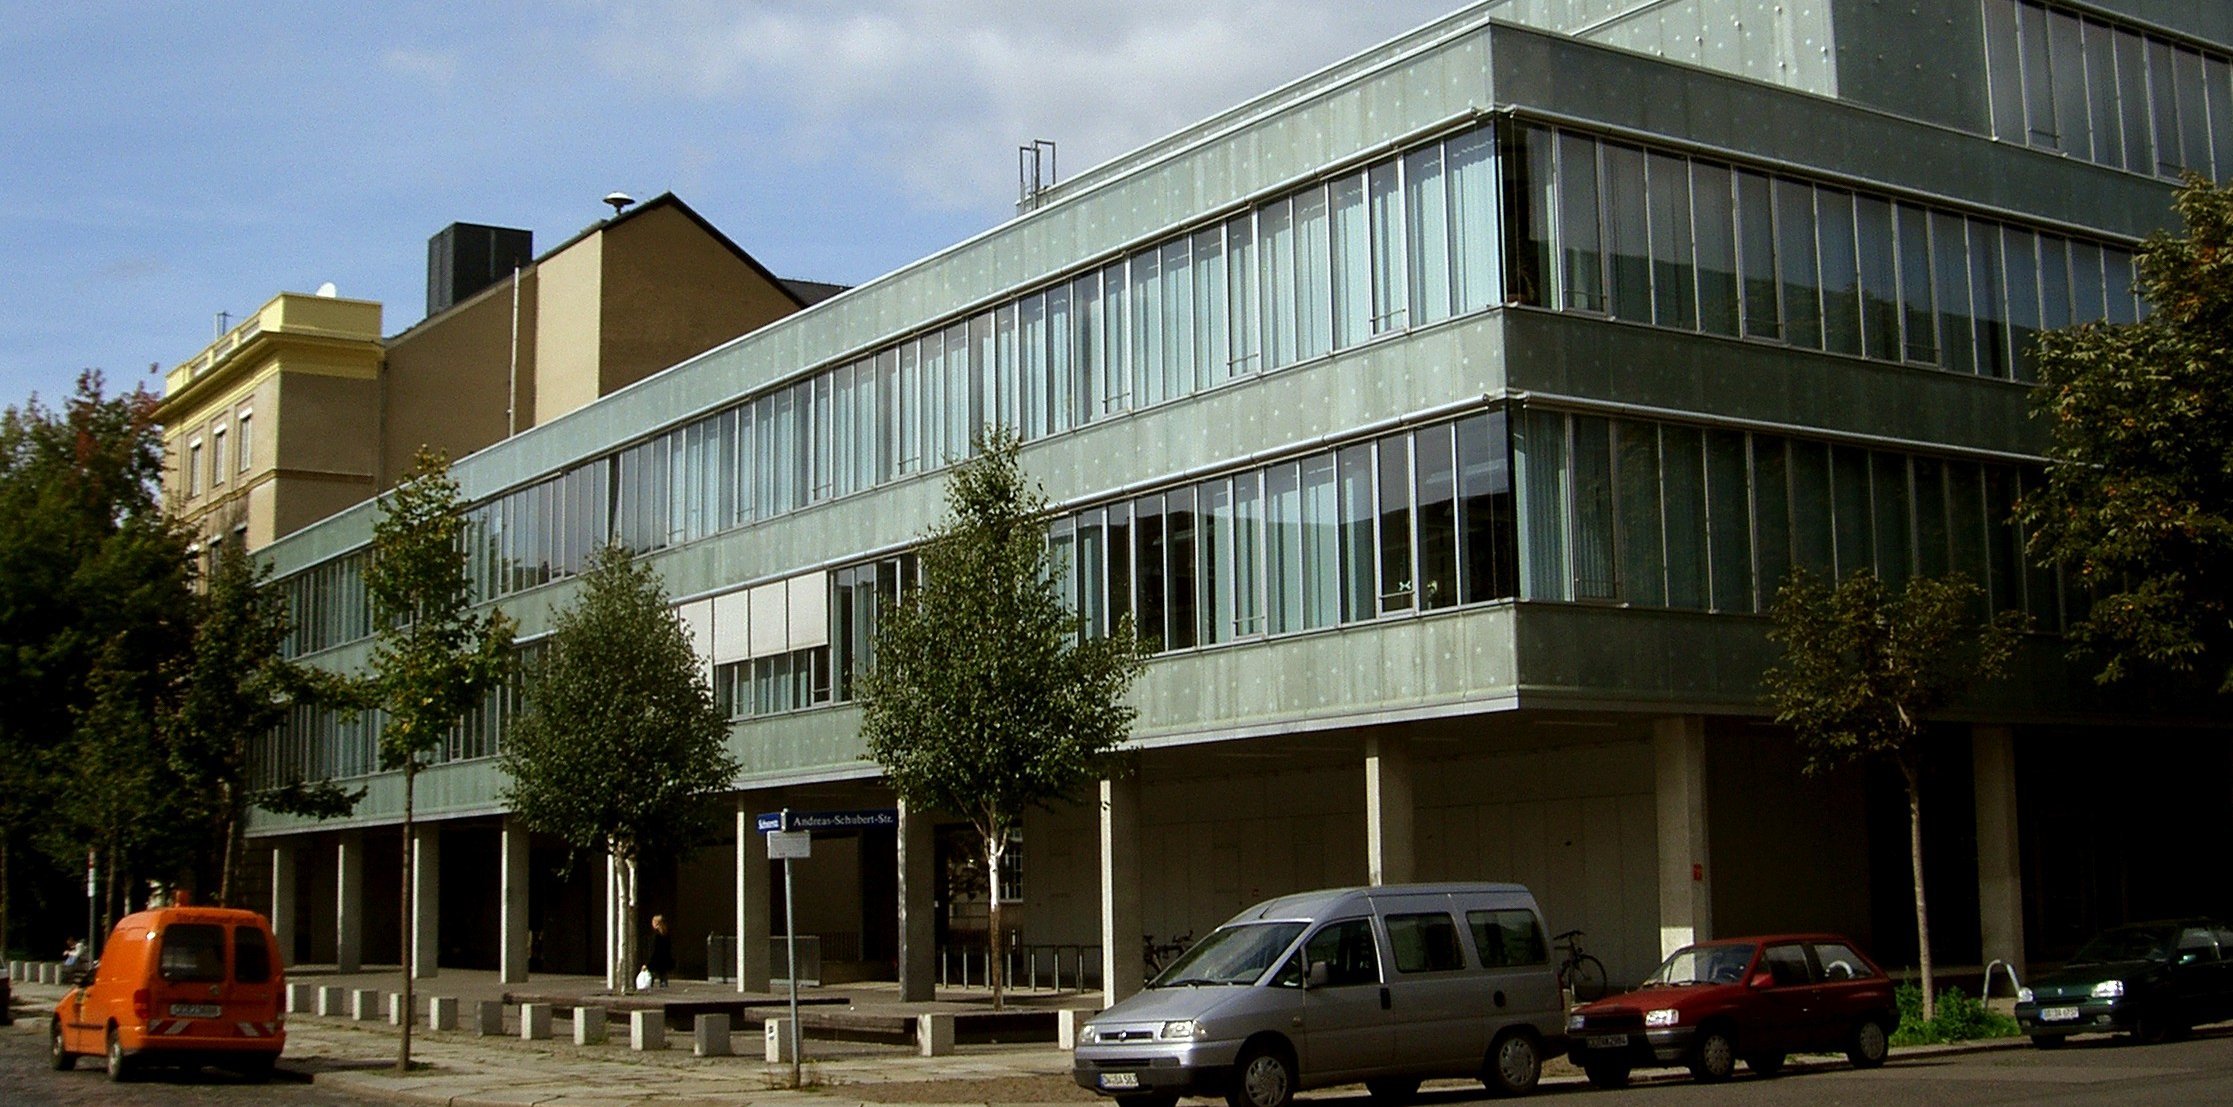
left=592, top=0, right=1463, bottom=212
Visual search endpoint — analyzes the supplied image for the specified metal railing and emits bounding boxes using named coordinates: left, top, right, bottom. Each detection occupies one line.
left=939, top=942, right=1101, bottom=992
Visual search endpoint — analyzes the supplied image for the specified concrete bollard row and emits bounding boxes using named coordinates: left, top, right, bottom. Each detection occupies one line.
left=764, top=1016, right=794, bottom=1063
left=631, top=1008, right=665, bottom=1051
left=694, top=1013, right=732, bottom=1057
left=574, top=1006, right=607, bottom=1046
left=286, top=983, right=315, bottom=1014
left=917, top=1013, right=954, bottom=1057
left=352, top=988, right=380, bottom=1021
left=317, top=985, right=346, bottom=1017
left=1057, top=1009, right=1088, bottom=1051
left=519, top=1002, right=552, bottom=1040
left=428, top=995, right=459, bottom=1032
left=475, top=999, right=504, bottom=1036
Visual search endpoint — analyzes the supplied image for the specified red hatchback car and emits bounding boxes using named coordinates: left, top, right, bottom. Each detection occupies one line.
left=1563, top=934, right=1898, bottom=1088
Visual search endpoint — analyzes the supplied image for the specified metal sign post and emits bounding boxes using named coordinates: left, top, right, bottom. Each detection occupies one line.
left=767, top=810, right=812, bottom=1088
left=85, top=850, right=97, bottom=961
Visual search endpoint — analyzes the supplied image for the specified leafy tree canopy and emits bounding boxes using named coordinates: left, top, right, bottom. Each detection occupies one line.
left=2023, top=176, right=2233, bottom=693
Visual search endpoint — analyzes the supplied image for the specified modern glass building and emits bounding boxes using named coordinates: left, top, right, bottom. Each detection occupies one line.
left=249, top=0, right=2233, bottom=997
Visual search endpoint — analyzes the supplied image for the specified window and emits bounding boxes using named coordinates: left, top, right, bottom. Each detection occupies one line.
left=1763, top=943, right=1815, bottom=986
left=158, top=923, right=227, bottom=982
left=1386, top=912, right=1465, bottom=973
left=1647, top=151, right=1697, bottom=330
left=1812, top=941, right=1877, bottom=981
left=210, top=425, right=228, bottom=486
left=1298, top=918, right=1380, bottom=987
left=234, top=925, right=272, bottom=984
left=236, top=410, right=253, bottom=472
left=1467, top=908, right=1548, bottom=967
left=186, top=439, right=203, bottom=497
left=1692, top=162, right=1740, bottom=336
left=1558, top=132, right=1604, bottom=312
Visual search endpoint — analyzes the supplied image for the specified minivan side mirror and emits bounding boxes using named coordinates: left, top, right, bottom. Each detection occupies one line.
left=1748, top=972, right=1774, bottom=990
left=1306, top=961, right=1331, bottom=989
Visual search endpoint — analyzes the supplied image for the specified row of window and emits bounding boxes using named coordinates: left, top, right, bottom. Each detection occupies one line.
left=180, top=409, right=253, bottom=501
left=1985, top=0, right=2233, bottom=180
left=252, top=640, right=539, bottom=787
left=1504, top=124, right=2142, bottom=381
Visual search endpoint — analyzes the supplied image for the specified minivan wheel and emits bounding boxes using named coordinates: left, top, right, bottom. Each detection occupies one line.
left=105, top=1028, right=134, bottom=1083
left=49, top=1020, right=74, bottom=1071
left=1583, top=1062, right=1631, bottom=1089
left=1226, top=1044, right=1296, bottom=1107
left=1689, top=1028, right=1737, bottom=1082
left=1847, top=1018, right=1890, bottom=1069
left=1365, top=1077, right=1419, bottom=1104
left=1483, top=1031, right=1541, bottom=1097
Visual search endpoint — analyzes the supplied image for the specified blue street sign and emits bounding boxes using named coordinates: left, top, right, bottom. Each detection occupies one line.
left=755, top=808, right=899, bottom=834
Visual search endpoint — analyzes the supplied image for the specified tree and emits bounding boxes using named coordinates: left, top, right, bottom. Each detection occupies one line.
left=499, top=543, right=739, bottom=993
left=169, top=542, right=362, bottom=908
left=859, top=429, right=1147, bottom=1008
left=0, top=373, right=186, bottom=957
left=363, top=448, right=513, bottom=1073
left=1763, top=569, right=2022, bottom=1022
left=2022, top=176, right=2233, bottom=695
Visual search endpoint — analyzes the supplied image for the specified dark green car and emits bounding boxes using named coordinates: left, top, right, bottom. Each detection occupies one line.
left=2015, top=920, right=2233, bottom=1047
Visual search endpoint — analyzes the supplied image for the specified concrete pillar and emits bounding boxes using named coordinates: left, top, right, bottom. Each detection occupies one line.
left=269, top=841, right=296, bottom=966
left=500, top=816, right=531, bottom=984
left=428, top=995, right=459, bottom=1031
left=1100, top=775, right=1144, bottom=1005
left=412, top=826, right=440, bottom=980
left=763, top=1017, right=794, bottom=1062
left=1365, top=733, right=1416, bottom=886
left=520, top=1002, right=552, bottom=1040
left=473, top=999, right=504, bottom=1036
left=335, top=831, right=364, bottom=973
left=897, top=797, right=937, bottom=1002
left=317, top=985, right=346, bottom=1016
left=694, top=1012, right=733, bottom=1056
left=737, top=796, right=771, bottom=992
left=574, top=1006, right=608, bottom=1045
left=631, top=1008, right=666, bottom=1051
left=351, top=989, right=380, bottom=1021
left=1973, top=724, right=2027, bottom=983
left=1057, top=1008, right=1088, bottom=1051
left=286, top=983, right=314, bottom=1013
left=916, top=1013, right=955, bottom=1057
left=1653, top=716, right=1713, bottom=958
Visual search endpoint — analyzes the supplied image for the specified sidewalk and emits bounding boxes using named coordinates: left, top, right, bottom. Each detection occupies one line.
left=6, top=971, right=2031, bottom=1107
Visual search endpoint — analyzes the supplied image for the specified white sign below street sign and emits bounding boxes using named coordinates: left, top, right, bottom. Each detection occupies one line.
left=767, top=830, right=812, bottom=860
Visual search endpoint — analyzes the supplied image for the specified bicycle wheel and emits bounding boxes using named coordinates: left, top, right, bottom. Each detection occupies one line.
left=1565, top=954, right=1609, bottom=1002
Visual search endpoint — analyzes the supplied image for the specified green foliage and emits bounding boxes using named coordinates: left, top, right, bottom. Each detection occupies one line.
left=1889, top=983, right=2020, bottom=1046
left=2023, top=176, right=2233, bottom=694
left=1764, top=569, right=2023, bottom=777
left=500, top=543, right=739, bottom=868
left=364, top=448, right=514, bottom=773
left=860, top=429, right=1147, bottom=837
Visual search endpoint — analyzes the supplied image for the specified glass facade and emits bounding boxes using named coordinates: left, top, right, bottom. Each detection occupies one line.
left=1984, top=0, right=2233, bottom=181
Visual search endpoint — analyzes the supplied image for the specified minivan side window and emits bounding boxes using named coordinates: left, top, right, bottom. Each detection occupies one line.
left=1302, top=918, right=1380, bottom=987
left=157, top=924, right=227, bottom=983
left=1386, top=912, right=1465, bottom=973
left=235, top=925, right=272, bottom=984
left=1467, top=909, right=1548, bottom=968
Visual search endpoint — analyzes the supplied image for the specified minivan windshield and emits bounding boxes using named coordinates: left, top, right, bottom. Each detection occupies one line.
left=1644, top=942, right=1756, bottom=987
left=2070, top=926, right=2173, bottom=965
left=1152, top=922, right=1306, bottom=987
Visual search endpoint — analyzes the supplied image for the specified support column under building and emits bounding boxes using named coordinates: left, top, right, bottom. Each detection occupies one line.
left=335, top=830, right=363, bottom=973
left=1654, top=716, right=1712, bottom=958
left=500, top=817, right=530, bottom=984
left=736, top=796, right=771, bottom=992
left=269, top=842, right=296, bottom=967
left=1366, top=733, right=1416, bottom=886
left=897, top=798, right=936, bottom=1001
left=412, top=826, right=440, bottom=979
left=1100, top=775, right=1144, bottom=1006
left=1973, top=724, right=2026, bottom=977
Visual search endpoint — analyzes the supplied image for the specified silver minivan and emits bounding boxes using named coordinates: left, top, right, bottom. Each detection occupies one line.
left=1073, top=883, right=1565, bottom=1107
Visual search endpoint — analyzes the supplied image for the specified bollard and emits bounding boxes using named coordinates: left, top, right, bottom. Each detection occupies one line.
left=317, top=986, right=346, bottom=1017
left=286, top=983, right=316, bottom=1014
left=1057, top=1009, right=1089, bottom=1051
left=694, top=1012, right=733, bottom=1057
left=388, top=993, right=408, bottom=1026
left=428, top=996, right=459, bottom=1031
left=630, top=1008, right=666, bottom=1051
left=38, top=963, right=53, bottom=985
left=519, top=1002, right=552, bottom=1040
left=764, top=1016, right=794, bottom=1063
left=918, top=1013, right=955, bottom=1057
left=352, top=989, right=381, bottom=1021
left=574, top=1006, right=607, bottom=1045
left=474, top=999, right=504, bottom=1036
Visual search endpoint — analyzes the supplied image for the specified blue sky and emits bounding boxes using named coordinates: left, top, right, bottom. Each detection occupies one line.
left=3, top=1, right=1459, bottom=410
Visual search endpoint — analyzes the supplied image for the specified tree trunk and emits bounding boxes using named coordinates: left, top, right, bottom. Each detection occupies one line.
left=1, top=836, right=10, bottom=959
left=623, top=854, right=639, bottom=994
left=1904, top=762, right=1935, bottom=1024
left=984, top=827, right=1005, bottom=1011
left=397, top=759, right=416, bottom=1074
left=219, top=781, right=241, bottom=907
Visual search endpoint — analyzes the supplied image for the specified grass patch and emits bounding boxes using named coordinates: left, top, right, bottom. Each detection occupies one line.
left=1889, top=983, right=2020, bottom=1046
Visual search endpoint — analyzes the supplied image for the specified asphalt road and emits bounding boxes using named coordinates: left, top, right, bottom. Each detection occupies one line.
left=0, top=1015, right=365, bottom=1107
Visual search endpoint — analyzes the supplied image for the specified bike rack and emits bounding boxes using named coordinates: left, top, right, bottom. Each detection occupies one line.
left=1982, top=958, right=2023, bottom=999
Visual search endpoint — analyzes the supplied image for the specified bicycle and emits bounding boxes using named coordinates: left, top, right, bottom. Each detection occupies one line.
left=1554, top=928, right=1608, bottom=1003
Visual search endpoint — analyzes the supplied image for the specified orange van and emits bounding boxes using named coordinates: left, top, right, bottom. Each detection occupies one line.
left=49, top=905, right=285, bottom=1082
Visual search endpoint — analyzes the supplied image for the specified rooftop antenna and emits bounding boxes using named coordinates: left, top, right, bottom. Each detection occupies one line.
left=603, top=191, right=636, bottom=217
left=1017, top=140, right=1057, bottom=210
left=213, top=310, right=232, bottom=338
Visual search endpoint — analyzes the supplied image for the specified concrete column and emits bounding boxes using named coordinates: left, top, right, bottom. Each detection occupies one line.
left=1365, top=733, right=1416, bottom=886
left=1100, top=776, right=1144, bottom=1005
left=335, top=830, right=364, bottom=973
left=412, top=826, right=440, bottom=979
left=1973, top=724, right=2027, bottom=981
left=1653, top=716, right=1712, bottom=958
left=897, top=797, right=937, bottom=1001
left=500, top=816, right=531, bottom=984
left=736, top=796, right=772, bottom=992
left=269, top=841, right=296, bottom=967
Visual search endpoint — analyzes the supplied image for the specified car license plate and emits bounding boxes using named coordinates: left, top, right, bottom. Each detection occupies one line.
left=2039, top=1007, right=2080, bottom=1022
left=1099, top=1072, right=1141, bottom=1090
left=1586, top=1035, right=1629, bottom=1050
left=169, top=1003, right=221, bottom=1018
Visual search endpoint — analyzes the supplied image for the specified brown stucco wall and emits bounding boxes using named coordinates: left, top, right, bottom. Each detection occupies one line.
left=382, top=269, right=538, bottom=483
left=596, top=204, right=801, bottom=399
